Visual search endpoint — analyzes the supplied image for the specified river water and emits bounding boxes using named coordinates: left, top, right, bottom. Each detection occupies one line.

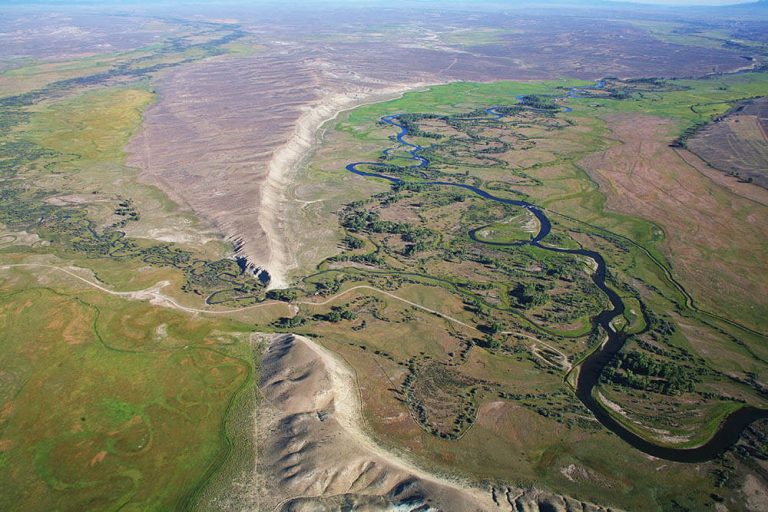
left=343, top=91, right=768, bottom=462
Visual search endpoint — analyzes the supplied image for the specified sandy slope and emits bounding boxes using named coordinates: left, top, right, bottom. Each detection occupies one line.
left=126, top=49, right=434, bottom=289
left=0, top=267, right=611, bottom=510
left=254, top=333, right=615, bottom=512
left=258, top=86, right=431, bottom=288
left=293, top=334, right=494, bottom=507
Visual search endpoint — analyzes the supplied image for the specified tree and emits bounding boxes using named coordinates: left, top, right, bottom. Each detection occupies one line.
left=477, top=335, right=501, bottom=349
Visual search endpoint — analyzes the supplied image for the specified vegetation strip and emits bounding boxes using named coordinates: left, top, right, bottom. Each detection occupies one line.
left=339, top=98, right=768, bottom=462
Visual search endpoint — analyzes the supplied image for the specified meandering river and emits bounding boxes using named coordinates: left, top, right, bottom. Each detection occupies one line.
left=343, top=94, right=768, bottom=463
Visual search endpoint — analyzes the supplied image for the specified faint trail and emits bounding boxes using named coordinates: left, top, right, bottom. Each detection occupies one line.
left=297, top=285, right=480, bottom=332
left=439, top=57, right=458, bottom=75
left=341, top=102, right=768, bottom=460
left=301, top=285, right=566, bottom=370
left=757, top=115, right=768, bottom=143
left=2, top=263, right=559, bottom=374
left=291, top=333, right=496, bottom=509
left=1, top=263, right=145, bottom=296
left=0, top=265, right=480, bottom=329
left=0, top=263, right=285, bottom=315
left=0, top=264, right=477, bottom=328
left=502, top=330, right=572, bottom=371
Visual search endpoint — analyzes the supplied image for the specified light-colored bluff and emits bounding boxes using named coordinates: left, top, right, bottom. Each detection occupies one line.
left=127, top=49, right=426, bottom=288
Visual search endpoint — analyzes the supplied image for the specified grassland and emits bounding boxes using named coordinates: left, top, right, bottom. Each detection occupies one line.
left=0, top=267, right=256, bottom=511
left=1, top=63, right=273, bottom=308
left=686, top=97, right=768, bottom=189
left=627, top=19, right=768, bottom=54
left=324, top=74, right=768, bottom=330
left=569, top=73, right=768, bottom=128
left=280, top=283, right=758, bottom=510
left=282, top=72, right=768, bottom=510
left=0, top=18, right=281, bottom=512
left=2, top=9, right=768, bottom=510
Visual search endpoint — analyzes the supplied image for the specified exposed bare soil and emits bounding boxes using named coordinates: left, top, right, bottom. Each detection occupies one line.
left=127, top=50, right=428, bottom=287
left=0, top=10, right=167, bottom=61
left=579, top=113, right=768, bottom=331
left=251, top=334, right=615, bottom=512
left=687, top=98, right=768, bottom=189
left=124, top=7, right=750, bottom=288
left=676, top=149, right=768, bottom=208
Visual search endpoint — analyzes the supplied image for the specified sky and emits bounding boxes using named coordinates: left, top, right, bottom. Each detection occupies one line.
left=0, top=0, right=758, bottom=3
left=609, top=0, right=748, bottom=4
left=0, top=0, right=760, bottom=7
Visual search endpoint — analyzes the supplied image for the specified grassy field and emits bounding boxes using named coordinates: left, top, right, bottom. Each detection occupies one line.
left=27, top=87, right=154, bottom=161
left=289, top=72, right=768, bottom=510
left=569, top=72, right=768, bottom=127
left=686, top=98, right=768, bottom=188
left=1, top=80, right=276, bottom=307
left=472, top=213, right=539, bottom=246
left=328, top=73, right=768, bottom=333
left=0, top=268, right=256, bottom=511
left=627, top=19, right=767, bottom=53
left=0, top=19, right=283, bottom=511
left=281, top=289, right=749, bottom=510
left=2, top=11, right=768, bottom=508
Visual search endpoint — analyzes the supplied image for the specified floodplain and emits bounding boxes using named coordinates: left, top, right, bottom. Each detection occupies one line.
left=1, top=2, right=768, bottom=511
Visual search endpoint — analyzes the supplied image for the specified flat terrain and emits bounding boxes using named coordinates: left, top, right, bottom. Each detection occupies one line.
left=1, top=2, right=768, bottom=511
left=687, top=98, right=768, bottom=188
left=0, top=266, right=256, bottom=511
left=580, top=113, right=768, bottom=332
left=286, top=73, right=768, bottom=510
